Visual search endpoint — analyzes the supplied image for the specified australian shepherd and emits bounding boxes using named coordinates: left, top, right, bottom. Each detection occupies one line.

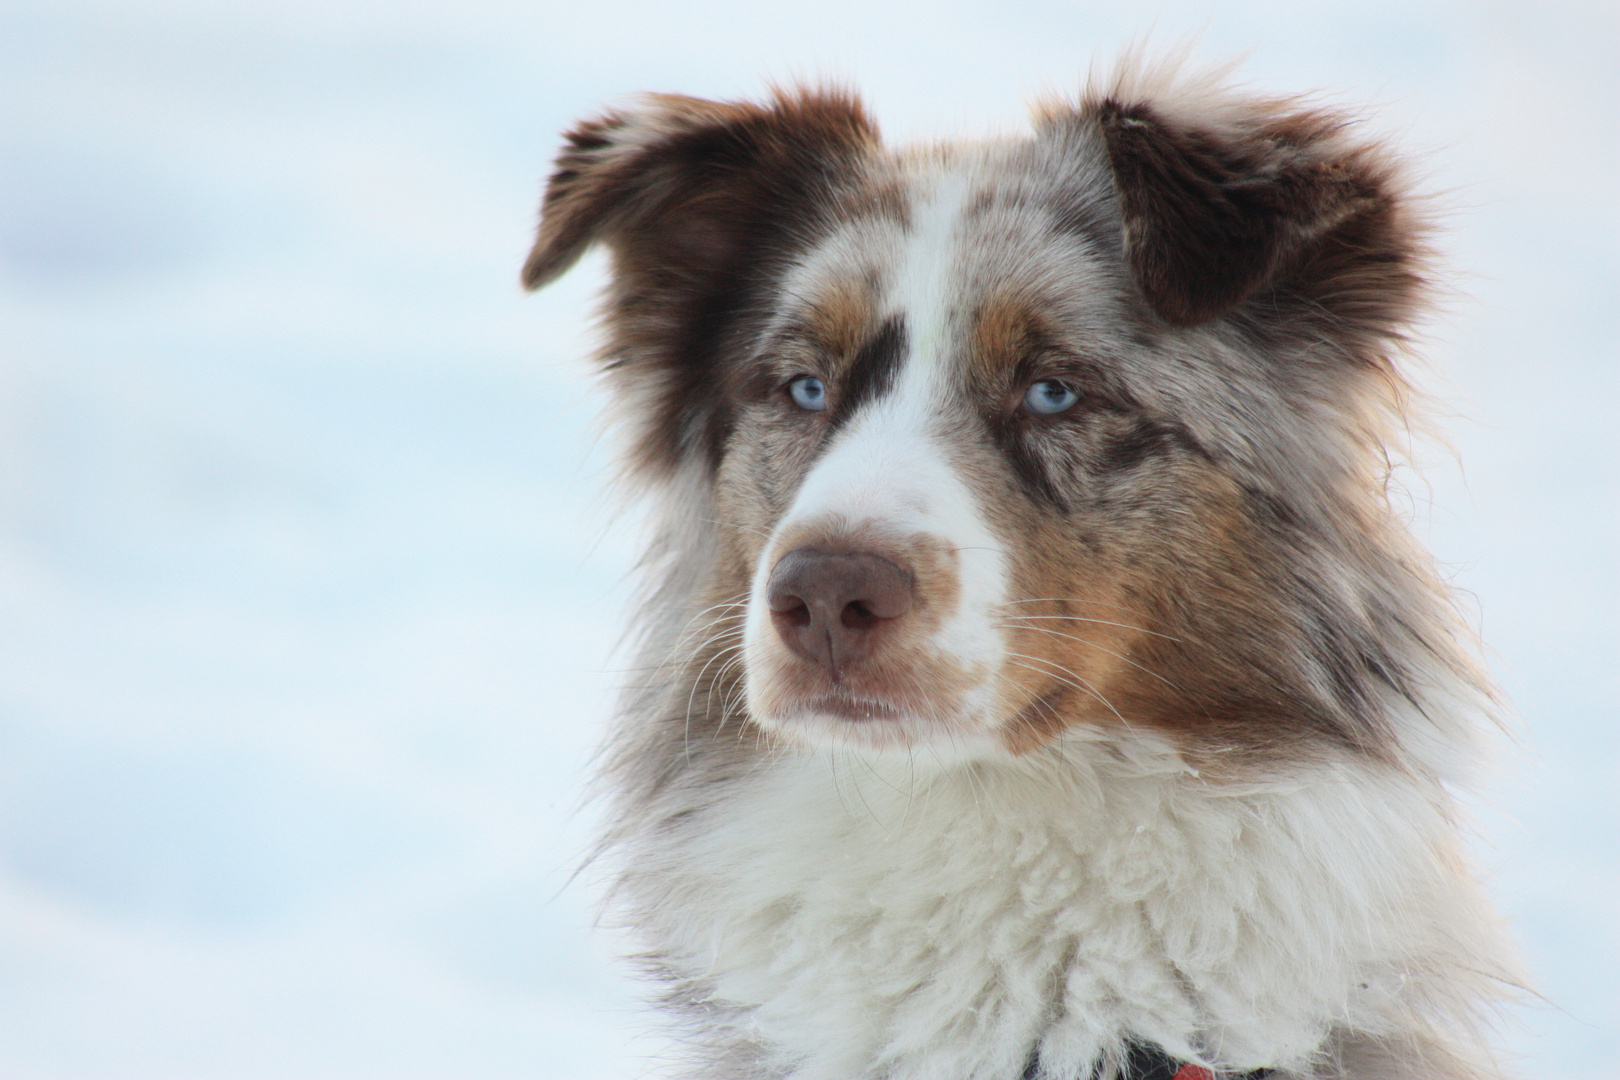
left=523, top=57, right=1521, bottom=1080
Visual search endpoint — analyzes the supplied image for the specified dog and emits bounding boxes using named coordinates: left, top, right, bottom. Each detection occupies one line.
left=523, top=56, right=1521, bottom=1080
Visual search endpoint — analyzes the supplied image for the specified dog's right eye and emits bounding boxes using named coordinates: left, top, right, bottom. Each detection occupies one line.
left=1022, top=379, right=1080, bottom=416
left=787, top=375, right=828, bottom=411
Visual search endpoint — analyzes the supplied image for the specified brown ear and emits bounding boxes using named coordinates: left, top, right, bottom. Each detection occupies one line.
left=523, top=89, right=878, bottom=478
left=522, top=89, right=878, bottom=290
left=1083, top=94, right=1412, bottom=329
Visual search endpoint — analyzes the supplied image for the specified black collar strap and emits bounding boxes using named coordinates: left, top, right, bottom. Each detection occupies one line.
left=1020, top=1040, right=1275, bottom=1080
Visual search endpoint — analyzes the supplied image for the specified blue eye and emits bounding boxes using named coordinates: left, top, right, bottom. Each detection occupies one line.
left=1023, top=379, right=1080, bottom=416
left=788, top=375, right=827, bottom=411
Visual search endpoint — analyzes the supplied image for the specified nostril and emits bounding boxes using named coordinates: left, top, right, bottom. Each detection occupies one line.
left=841, top=600, right=878, bottom=630
left=765, top=546, right=914, bottom=675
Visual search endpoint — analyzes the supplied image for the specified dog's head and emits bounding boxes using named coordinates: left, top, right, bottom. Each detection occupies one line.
left=526, top=70, right=1467, bottom=772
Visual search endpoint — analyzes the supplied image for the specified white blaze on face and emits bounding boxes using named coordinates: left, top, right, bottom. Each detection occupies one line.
left=742, top=168, right=1011, bottom=747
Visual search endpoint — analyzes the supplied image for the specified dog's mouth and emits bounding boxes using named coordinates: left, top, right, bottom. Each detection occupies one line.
left=743, top=641, right=1001, bottom=752
left=783, top=693, right=907, bottom=724
left=755, top=688, right=997, bottom=755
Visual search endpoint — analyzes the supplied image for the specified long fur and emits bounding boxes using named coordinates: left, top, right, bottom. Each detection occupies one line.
left=526, top=57, right=1522, bottom=1080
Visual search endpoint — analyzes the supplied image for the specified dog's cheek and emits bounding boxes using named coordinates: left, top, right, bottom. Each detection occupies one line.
left=989, top=490, right=1148, bottom=752
left=1073, top=462, right=1362, bottom=766
left=982, top=435, right=1245, bottom=754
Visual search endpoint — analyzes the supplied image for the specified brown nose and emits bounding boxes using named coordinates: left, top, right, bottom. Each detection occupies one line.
left=766, top=547, right=913, bottom=681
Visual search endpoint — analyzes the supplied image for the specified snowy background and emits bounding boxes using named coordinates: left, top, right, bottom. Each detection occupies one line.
left=0, top=1, right=1613, bottom=1077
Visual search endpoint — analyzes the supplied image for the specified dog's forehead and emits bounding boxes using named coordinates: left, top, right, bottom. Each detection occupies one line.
left=778, top=149, right=1122, bottom=362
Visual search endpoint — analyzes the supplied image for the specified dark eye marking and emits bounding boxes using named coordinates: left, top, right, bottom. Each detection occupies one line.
left=1098, top=417, right=1175, bottom=471
left=828, top=316, right=906, bottom=432
left=1000, top=433, right=1072, bottom=511
left=1099, top=416, right=1211, bottom=471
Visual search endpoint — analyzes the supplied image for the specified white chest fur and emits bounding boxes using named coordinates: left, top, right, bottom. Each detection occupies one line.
left=624, top=737, right=1489, bottom=1080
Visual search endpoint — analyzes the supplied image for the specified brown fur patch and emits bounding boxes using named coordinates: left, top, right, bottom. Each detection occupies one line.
left=990, top=460, right=1404, bottom=767
left=969, top=289, right=1054, bottom=386
left=799, top=278, right=880, bottom=361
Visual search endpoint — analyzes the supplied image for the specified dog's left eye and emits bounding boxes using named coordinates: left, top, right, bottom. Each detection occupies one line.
left=1023, top=379, right=1080, bottom=416
left=788, top=375, right=828, bottom=411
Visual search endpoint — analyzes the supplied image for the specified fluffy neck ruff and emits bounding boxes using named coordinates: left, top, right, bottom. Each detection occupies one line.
left=614, top=729, right=1507, bottom=1080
